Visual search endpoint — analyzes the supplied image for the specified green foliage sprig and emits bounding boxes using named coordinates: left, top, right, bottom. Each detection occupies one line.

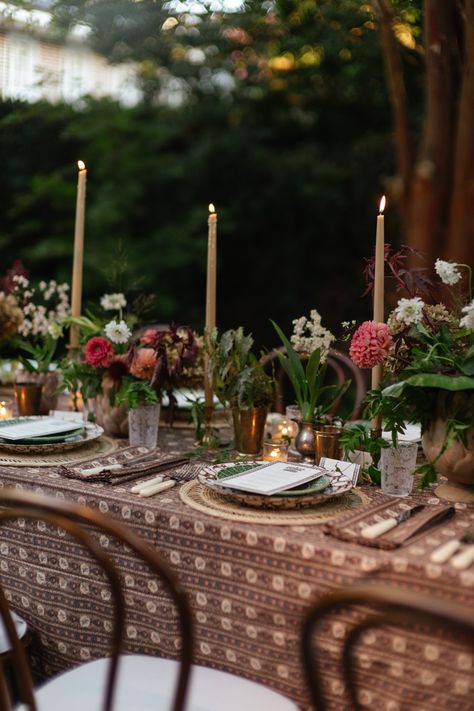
left=208, top=327, right=274, bottom=409
left=116, top=378, right=159, bottom=410
left=339, top=423, right=389, bottom=485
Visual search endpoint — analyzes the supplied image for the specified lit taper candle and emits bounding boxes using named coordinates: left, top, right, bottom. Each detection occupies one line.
left=371, top=195, right=385, bottom=432
left=70, top=160, right=87, bottom=349
left=204, top=203, right=217, bottom=410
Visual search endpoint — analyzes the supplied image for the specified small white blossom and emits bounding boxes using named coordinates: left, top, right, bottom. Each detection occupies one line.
left=104, top=319, right=131, bottom=344
left=39, top=281, right=47, bottom=290
left=460, top=299, right=474, bottom=331
left=290, top=309, right=334, bottom=361
left=48, top=321, right=63, bottom=339
left=435, top=259, right=461, bottom=286
left=394, top=297, right=425, bottom=326
left=101, top=293, right=127, bottom=311
left=12, top=274, right=29, bottom=288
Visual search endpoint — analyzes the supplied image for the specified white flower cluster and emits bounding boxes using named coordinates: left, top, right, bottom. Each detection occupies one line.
left=435, top=259, right=462, bottom=286
left=394, top=297, right=425, bottom=326
left=460, top=300, right=474, bottom=332
left=104, top=319, right=132, bottom=344
left=13, top=275, right=70, bottom=339
left=101, top=293, right=127, bottom=311
left=291, top=309, right=334, bottom=360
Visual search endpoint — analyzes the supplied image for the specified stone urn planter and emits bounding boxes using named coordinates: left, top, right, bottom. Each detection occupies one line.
left=421, top=390, right=474, bottom=486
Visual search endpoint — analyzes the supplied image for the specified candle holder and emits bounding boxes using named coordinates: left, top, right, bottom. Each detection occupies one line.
left=263, top=440, right=289, bottom=462
left=275, top=418, right=298, bottom=443
left=199, top=406, right=219, bottom=449
left=0, top=398, right=14, bottom=420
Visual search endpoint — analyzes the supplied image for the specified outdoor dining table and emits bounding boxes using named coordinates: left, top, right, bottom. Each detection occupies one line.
left=0, top=426, right=473, bottom=711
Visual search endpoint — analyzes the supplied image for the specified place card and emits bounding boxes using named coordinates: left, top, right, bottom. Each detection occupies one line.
left=319, top=457, right=360, bottom=486
left=212, top=461, right=326, bottom=496
left=0, top=418, right=82, bottom=441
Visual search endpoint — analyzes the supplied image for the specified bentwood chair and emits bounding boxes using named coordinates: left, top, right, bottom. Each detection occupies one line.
left=260, top=348, right=367, bottom=420
left=0, top=489, right=297, bottom=711
left=301, top=583, right=474, bottom=711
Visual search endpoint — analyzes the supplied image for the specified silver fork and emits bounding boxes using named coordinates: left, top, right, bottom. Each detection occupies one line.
left=165, top=461, right=203, bottom=482
left=134, top=461, right=203, bottom=498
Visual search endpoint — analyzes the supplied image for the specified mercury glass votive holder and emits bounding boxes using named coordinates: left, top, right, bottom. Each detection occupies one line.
left=275, top=418, right=299, bottom=442
left=0, top=398, right=14, bottom=419
left=263, top=440, right=289, bottom=462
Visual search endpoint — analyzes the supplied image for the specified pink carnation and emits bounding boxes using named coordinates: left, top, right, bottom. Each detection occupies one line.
left=140, top=328, right=159, bottom=345
left=349, top=321, right=393, bottom=369
left=129, top=347, right=157, bottom=380
left=84, top=336, right=114, bottom=368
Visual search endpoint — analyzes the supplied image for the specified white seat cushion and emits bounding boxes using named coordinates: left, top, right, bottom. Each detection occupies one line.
left=0, top=611, right=27, bottom=655
left=16, top=655, right=298, bottom=711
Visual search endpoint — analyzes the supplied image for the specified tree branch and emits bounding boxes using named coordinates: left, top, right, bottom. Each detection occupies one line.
left=372, top=0, right=412, bottom=218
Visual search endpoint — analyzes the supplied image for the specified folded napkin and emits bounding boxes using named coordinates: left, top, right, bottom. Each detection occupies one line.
left=58, top=447, right=188, bottom=483
left=323, top=499, right=455, bottom=550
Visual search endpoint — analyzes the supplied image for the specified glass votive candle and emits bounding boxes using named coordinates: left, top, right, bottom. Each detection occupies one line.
left=0, top=399, right=14, bottom=419
left=263, top=440, right=289, bottom=462
left=275, top=418, right=298, bottom=442
left=265, top=412, right=285, bottom=440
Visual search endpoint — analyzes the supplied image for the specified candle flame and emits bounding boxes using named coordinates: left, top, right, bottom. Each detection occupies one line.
left=208, top=203, right=216, bottom=214
left=78, top=160, right=86, bottom=171
left=379, top=195, right=386, bottom=214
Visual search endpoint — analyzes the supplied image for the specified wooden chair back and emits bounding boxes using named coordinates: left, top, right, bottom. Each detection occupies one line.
left=301, top=583, right=474, bottom=711
left=260, top=347, right=367, bottom=419
left=0, top=488, right=193, bottom=711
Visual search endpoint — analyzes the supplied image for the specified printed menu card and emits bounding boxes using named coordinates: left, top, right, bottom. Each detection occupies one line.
left=212, top=461, right=326, bottom=496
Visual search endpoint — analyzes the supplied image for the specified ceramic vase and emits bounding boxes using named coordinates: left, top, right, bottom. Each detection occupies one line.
left=421, top=390, right=474, bottom=486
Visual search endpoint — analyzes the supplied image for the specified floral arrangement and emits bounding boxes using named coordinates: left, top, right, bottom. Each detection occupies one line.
left=0, top=266, right=71, bottom=374
left=0, top=292, right=23, bottom=343
left=119, top=324, right=201, bottom=416
left=271, top=311, right=349, bottom=423
left=347, top=247, right=474, bottom=487
left=62, top=292, right=202, bottom=421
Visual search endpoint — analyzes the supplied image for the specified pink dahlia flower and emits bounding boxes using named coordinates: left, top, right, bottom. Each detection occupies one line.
left=349, top=321, right=393, bottom=369
left=140, top=328, right=159, bottom=345
left=130, top=347, right=157, bottom=380
left=84, top=336, right=114, bottom=368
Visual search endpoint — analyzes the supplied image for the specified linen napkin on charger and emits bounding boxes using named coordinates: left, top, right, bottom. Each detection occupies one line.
left=323, top=499, right=455, bottom=550
left=58, top=447, right=189, bottom=483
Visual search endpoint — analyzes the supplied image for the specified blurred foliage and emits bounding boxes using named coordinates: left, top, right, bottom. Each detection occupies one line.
left=0, top=0, right=424, bottom=354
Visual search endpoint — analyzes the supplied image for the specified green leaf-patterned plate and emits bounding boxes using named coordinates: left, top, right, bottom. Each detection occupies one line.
left=198, top=461, right=354, bottom=510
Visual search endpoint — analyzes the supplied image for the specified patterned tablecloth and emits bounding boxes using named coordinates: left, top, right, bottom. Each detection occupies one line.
left=0, top=428, right=473, bottom=711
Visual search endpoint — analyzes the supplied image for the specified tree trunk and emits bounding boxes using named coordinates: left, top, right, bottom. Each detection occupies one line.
left=374, top=0, right=473, bottom=268
left=407, top=0, right=455, bottom=266
left=446, top=0, right=474, bottom=266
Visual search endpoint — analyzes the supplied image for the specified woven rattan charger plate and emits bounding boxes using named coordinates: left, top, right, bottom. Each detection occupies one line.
left=180, top=480, right=371, bottom=526
left=0, top=436, right=118, bottom=467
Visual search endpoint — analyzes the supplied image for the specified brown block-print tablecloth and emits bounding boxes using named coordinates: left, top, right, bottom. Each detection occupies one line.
left=0, top=428, right=473, bottom=711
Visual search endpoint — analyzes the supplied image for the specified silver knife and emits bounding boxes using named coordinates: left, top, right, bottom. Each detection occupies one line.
left=361, top=505, right=425, bottom=540
left=430, top=528, right=474, bottom=564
